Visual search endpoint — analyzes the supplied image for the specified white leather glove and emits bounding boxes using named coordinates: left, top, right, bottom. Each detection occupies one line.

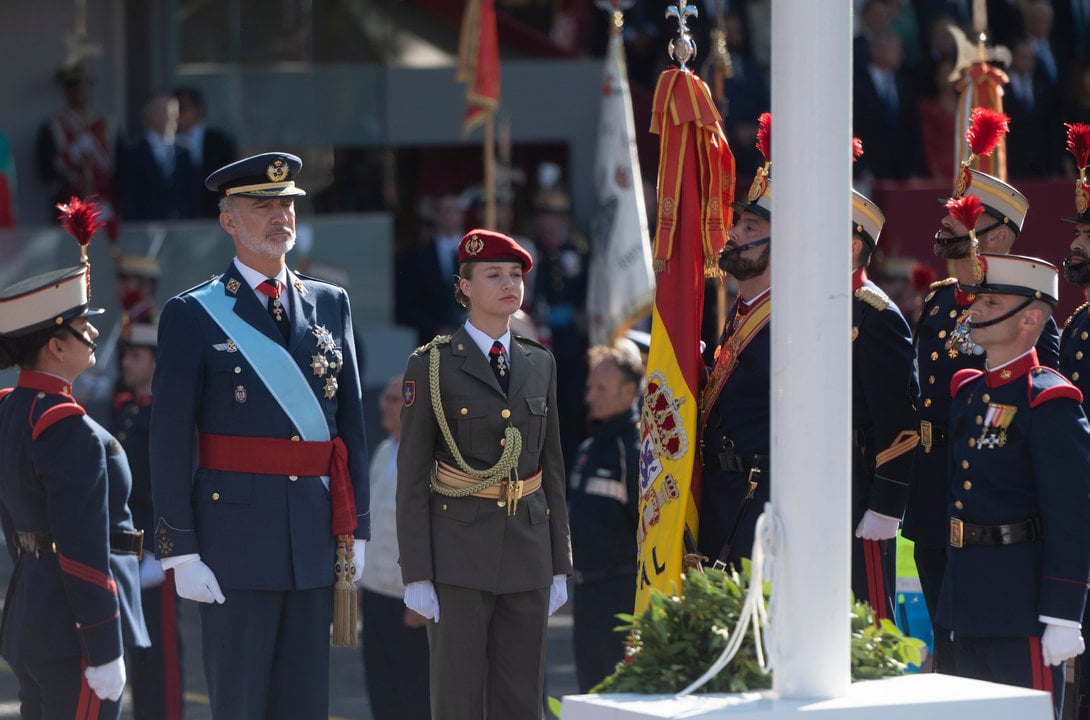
left=352, top=540, right=366, bottom=583
left=404, top=580, right=440, bottom=622
left=139, top=556, right=166, bottom=589
left=548, top=574, right=568, bottom=615
left=170, top=555, right=225, bottom=604
left=854, top=510, right=900, bottom=541
left=1041, top=621, right=1085, bottom=666
left=84, top=656, right=126, bottom=701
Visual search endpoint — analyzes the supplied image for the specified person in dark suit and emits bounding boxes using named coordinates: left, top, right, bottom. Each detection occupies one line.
left=120, top=92, right=199, bottom=221
left=939, top=254, right=1090, bottom=718
left=1055, top=148, right=1090, bottom=718
left=849, top=190, right=920, bottom=621
left=174, top=86, right=239, bottom=218
left=112, top=321, right=185, bottom=720
left=397, top=229, right=573, bottom=720
left=395, top=192, right=468, bottom=346
left=853, top=29, right=927, bottom=180
left=1005, top=37, right=1063, bottom=178
left=903, top=165, right=1059, bottom=673
left=149, top=152, right=370, bottom=719
left=0, top=251, right=149, bottom=717
left=698, top=157, right=772, bottom=566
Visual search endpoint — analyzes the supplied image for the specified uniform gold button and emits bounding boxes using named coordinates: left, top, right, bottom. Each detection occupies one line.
left=36, top=392, right=45, bottom=399
left=938, top=330, right=947, bottom=339
left=501, top=409, right=511, bottom=419
left=497, top=500, right=506, bottom=508
left=924, top=398, right=932, bottom=408
left=1079, top=351, right=1086, bottom=360
left=981, top=394, right=990, bottom=403
left=929, top=376, right=936, bottom=385
left=955, top=500, right=964, bottom=510
left=963, top=480, right=972, bottom=490
left=968, top=437, right=976, bottom=447
left=931, top=351, right=939, bottom=361
left=1083, top=331, right=1089, bottom=340
left=212, top=492, right=221, bottom=501
left=949, top=310, right=958, bottom=319
left=1075, top=372, right=1082, bottom=382
left=291, top=435, right=301, bottom=441
left=234, top=366, right=242, bottom=374
left=961, top=459, right=969, bottom=469
left=461, top=407, right=468, bottom=415
left=975, top=415, right=983, bottom=425
left=499, top=438, right=506, bottom=446
left=546, top=508, right=551, bottom=516
left=118, top=432, right=127, bottom=441
left=442, top=504, right=448, bottom=511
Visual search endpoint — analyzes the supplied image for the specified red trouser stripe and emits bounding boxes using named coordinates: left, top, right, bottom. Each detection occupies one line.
left=864, top=540, right=888, bottom=621
left=1028, top=636, right=1054, bottom=695
left=160, top=572, right=183, bottom=720
left=76, top=659, right=101, bottom=719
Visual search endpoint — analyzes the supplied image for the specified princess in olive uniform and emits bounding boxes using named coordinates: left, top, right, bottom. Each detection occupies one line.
left=397, top=229, right=573, bottom=720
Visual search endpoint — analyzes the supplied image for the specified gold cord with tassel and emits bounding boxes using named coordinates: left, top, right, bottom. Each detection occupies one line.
left=331, top=534, right=358, bottom=647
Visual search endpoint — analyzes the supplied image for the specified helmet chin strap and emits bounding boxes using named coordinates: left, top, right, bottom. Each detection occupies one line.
left=934, top=219, right=1003, bottom=247
left=720, top=236, right=770, bottom=257
left=63, top=321, right=97, bottom=352
left=966, top=296, right=1034, bottom=329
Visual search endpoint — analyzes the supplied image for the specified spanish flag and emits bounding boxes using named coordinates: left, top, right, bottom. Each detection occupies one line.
left=635, top=68, right=733, bottom=613
left=456, top=0, right=500, bottom=139
left=953, top=56, right=1008, bottom=181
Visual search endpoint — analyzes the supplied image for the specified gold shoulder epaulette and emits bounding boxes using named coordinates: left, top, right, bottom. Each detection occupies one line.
left=930, top=277, right=957, bottom=290
left=1065, top=302, right=1090, bottom=331
left=855, top=286, right=889, bottom=312
left=416, top=334, right=452, bottom=354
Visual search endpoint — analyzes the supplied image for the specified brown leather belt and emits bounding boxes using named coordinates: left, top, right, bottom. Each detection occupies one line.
left=949, top=516, right=1042, bottom=548
left=14, top=529, right=144, bottom=560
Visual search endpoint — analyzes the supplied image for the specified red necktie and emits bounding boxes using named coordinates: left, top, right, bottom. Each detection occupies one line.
left=257, top=279, right=290, bottom=343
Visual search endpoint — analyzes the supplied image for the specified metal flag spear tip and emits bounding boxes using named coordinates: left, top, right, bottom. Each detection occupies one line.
left=666, top=0, right=698, bottom=71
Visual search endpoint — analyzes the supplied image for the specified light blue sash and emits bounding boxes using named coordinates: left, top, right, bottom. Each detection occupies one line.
left=191, top=280, right=331, bottom=485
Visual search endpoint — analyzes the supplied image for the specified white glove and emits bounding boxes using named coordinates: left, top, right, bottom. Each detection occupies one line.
left=1041, top=621, right=1085, bottom=666
left=171, top=555, right=226, bottom=604
left=855, top=510, right=900, bottom=541
left=548, top=574, right=568, bottom=616
left=139, top=556, right=166, bottom=589
left=84, top=656, right=126, bottom=701
left=352, top=539, right=366, bottom=583
left=403, top=580, right=440, bottom=622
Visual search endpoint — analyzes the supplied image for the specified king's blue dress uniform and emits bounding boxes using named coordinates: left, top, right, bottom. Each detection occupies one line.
left=903, top=279, right=1059, bottom=667
left=150, top=260, right=370, bottom=719
left=850, top=270, right=920, bottom=620
left=0, top=371, right=149, bottom=719
left=938, top=352, right=1090, bottom=715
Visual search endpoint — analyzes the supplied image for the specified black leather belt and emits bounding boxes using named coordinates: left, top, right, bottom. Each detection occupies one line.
left=14, top=529, right=144, bottom=560
left=703, top=447, right=769, bottom=473
left=949, top=517, right=1042, bottom=548
left=920, top=421, right=948, bottom=449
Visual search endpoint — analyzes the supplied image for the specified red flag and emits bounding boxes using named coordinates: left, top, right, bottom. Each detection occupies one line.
left=457, top=0, right=500, bottom=138
left=635, top=68, right=733, bottom=613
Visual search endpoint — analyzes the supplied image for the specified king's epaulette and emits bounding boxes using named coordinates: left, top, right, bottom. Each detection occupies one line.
left=514, top=334, right=548, bottom=351
left=854, top=286, right=889, bottom=312
left=1064, top=302, right=1090, bottom=331
left=30, top=394, right=86, bottom=441
left=416, top=334, right=452, bottom=354
left=950, top=368, right=984, bottom=398
left=1029, top=367, right=1083, bottom=408
left=930, top=277, right=958, bottom=290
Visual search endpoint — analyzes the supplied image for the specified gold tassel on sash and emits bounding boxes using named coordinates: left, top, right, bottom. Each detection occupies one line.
left=331, top=534, right=358, bottom=648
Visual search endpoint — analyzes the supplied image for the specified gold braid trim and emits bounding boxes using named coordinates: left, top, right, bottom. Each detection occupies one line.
left=427, top=344, right=523, bottom=497
left=855, top=286, right=889, bottom=312
left=875, top=430, right=920, bottom=468
left=1065, top=302, right=1089, bottom=331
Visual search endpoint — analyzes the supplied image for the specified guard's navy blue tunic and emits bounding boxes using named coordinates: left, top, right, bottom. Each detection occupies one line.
left=0, top=371, right=148, bottom=718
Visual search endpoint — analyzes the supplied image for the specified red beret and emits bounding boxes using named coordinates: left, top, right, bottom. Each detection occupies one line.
left=458, top=229, right=533, bottom=272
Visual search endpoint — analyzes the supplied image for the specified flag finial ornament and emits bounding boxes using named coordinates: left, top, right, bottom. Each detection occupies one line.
left=665, top=0, right=699, bottom=71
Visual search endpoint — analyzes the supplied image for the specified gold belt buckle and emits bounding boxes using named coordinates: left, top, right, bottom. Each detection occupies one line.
left=920, top=421, right=933, bottom=449
left=505, top=478, right=524, bottom=516
left=949, top=517, right=964, bottom=548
